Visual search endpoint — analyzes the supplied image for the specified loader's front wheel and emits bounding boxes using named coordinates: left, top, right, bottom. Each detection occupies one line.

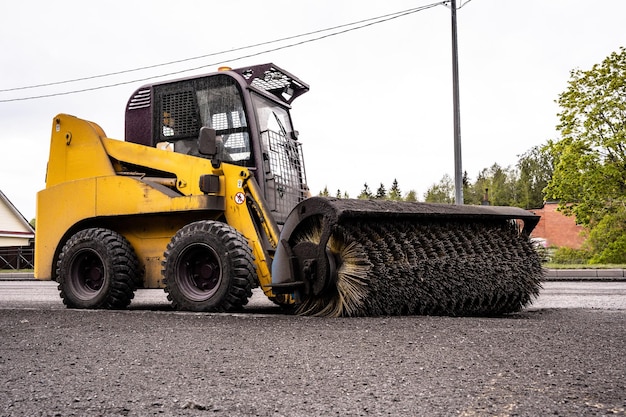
left=162, top=221, right=255, bottom=312
left=57, top=228, right=139, bottom=309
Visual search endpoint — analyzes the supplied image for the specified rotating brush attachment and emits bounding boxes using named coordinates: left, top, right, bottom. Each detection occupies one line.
left=340, top=218, right=543, bottom=316
left=291, top=219, right=372, bottom=317
left=275, top=197, right=543, bottom=317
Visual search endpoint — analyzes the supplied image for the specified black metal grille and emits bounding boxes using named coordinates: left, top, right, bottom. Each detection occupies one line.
left=161, top=90, right=198, bottom=138
left=262, top=130, right=307, bottom=222
left=211, top=113, right=250, bottom=161
left=235, top=64, right=309, bottom=104
left=250, top=71, right=291, bottom=94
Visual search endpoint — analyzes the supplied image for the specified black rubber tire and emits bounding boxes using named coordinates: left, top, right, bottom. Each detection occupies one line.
left=56, top=228, right=139, bottom=309
left=162, top=220, right=255, bottom=312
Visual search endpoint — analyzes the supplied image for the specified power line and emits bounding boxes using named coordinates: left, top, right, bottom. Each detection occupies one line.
left=443, top=0, right=474, bottom=10
left=2, top=3, right=442, bottom=94
left=0, top=1, right=445, bottom=102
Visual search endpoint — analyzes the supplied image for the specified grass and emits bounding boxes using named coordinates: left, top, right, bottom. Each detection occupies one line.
left=544, top=263, right=626, bottom=269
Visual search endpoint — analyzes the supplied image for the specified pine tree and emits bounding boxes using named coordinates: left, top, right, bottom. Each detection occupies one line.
left=358, top=183, right=373, bottom=199
left=375, top=183, right=387, bottom=199
left=388, top=179, right=402, bottom=201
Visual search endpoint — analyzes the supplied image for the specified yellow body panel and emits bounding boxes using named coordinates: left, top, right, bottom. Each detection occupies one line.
left=44, top=115, right=115, bottom=188
left=94, top=176, right=219, bottom=215
left=35, top=114, right=280, bottom=298
left=35, top=179, right=98, bottom=280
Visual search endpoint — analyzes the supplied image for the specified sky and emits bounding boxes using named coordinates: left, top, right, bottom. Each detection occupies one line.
left=1, top=0, right=625, bottom=221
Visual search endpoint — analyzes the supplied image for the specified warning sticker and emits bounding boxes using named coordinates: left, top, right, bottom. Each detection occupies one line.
left=234, top=192, right=246, bottom=205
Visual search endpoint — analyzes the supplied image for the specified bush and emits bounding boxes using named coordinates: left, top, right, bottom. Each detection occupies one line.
left=584, top=208, right=626, bottom=264
left=589, top=234, right=626, bottom=264
left=550, top=246, right=592, bottom=264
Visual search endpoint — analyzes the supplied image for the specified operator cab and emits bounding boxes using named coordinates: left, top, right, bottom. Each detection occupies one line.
left=124, top=63, right=310, bottom=224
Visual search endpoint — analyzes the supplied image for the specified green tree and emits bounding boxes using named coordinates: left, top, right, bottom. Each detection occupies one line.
left=464, top=170, right=487, bottom=205
left=375, top=183, right=387, bottom=199
left=464, top=164, right=517, bottom=206
left=424, top=174, right=454, bottom=203
left=544, top=47, right=626, bottom=262
left=404, top=190, right=418, bottom=202
left=319, top=186, right=330, bottom=197
left=388, top=179, right=402, bottom=201
left=586, top=205, right=626, bottom=264
left=516, top=145, right=553, bottom=209
left=358, top=183, right=373, bottom=199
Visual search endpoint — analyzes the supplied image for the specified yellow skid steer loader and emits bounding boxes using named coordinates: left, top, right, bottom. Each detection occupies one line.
left=35, top=64, right=543, bottom=316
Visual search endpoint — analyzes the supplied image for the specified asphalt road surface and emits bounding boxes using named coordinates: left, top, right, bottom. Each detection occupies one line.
left=1, top=281, right=625, bottom=416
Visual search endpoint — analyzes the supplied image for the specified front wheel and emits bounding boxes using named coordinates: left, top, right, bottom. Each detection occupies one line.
left=162, top=221, right=256, bottom=312
left=56, top=228, right=139, bottom=309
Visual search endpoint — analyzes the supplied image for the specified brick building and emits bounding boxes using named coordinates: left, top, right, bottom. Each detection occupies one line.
left=529, top=201, right=586, bottom=249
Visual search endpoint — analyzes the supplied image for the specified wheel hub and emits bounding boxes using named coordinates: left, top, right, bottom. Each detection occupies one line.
left=86, top=265, right=104, bottom=290
left=194, top=262, right=218, bottom=290
left=178, top=244, right=222, bottom=300
left=75, top=252, right=104, bottom=292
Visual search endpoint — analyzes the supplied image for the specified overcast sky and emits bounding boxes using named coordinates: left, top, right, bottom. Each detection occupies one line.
left=1, top=0, right=625, bottom=220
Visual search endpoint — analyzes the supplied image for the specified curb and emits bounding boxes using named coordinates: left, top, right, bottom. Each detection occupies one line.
left=0, top=272, right=36, bottom=281
left=543, top=268, right=626, bottom=281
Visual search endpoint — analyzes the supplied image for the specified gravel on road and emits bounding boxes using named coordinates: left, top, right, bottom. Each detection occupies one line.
left=1, top=308, right=624, bottom=416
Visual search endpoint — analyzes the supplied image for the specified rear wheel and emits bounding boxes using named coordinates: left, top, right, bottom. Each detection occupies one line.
left=57, top=228, right=139, bottom=309
left=162, top=221, right=255, bottom=312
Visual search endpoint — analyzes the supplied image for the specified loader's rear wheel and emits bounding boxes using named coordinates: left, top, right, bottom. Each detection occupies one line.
left=162, top=221, right=255, bottom=312
left=56, top=228, right=139, bottom=309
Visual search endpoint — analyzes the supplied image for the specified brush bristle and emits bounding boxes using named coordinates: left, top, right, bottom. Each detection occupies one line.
left=333, top=241, right=371, bottom=316
left=293, top=223, right=372, bottom=317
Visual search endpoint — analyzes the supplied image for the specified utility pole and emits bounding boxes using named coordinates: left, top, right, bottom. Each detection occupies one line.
left=450, top=0, right=463, bottom=205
